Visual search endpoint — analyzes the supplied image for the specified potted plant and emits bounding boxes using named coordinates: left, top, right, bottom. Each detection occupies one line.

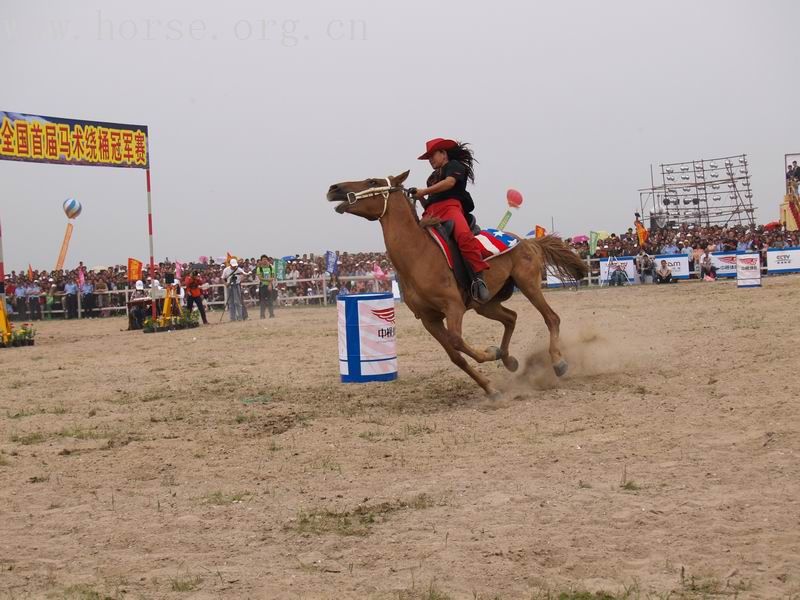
left=186, top=310, right=200, bottom=329
left=142, top=317, right=156, bottom=333
left=19, top=323, right=35, bottom=346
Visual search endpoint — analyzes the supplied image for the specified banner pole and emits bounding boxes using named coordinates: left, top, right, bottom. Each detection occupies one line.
left=146, top=168, right=156, bottom=319
left=0, top=217, right=7, bottom=335
left=55, top=222, right=74, bottom=271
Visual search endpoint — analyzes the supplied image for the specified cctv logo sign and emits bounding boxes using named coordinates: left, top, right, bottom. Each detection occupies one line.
left=767, top=247, right=800, bottom=273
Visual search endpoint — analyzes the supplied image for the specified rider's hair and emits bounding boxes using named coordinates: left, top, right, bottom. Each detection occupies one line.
left=445, top=142, right=477, bottom=184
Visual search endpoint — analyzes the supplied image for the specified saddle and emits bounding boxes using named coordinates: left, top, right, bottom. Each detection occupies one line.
left=426, top=217, right=519, bottom=303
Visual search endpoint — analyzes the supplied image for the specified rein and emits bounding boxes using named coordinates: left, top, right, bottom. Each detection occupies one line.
left=346, top=178, right=410, bottom=220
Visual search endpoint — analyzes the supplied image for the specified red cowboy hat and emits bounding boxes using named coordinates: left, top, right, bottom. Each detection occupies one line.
left=417, top=138, right=457, bottom=160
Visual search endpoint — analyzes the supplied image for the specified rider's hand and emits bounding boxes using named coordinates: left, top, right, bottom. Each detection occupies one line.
left=413, top=188, right=427, bottom=200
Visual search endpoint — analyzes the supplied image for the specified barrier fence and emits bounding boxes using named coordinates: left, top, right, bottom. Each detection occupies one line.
left=7, top=247, right=799, bottom=320
left=5, top=274, right=390, bottom=321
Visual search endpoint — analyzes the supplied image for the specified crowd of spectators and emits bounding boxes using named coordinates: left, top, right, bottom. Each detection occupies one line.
left=2, top=252, right=395, bottom=320
left=567, top=223, right=798, bottom=263
left=3, top=221, right=798, bottom=320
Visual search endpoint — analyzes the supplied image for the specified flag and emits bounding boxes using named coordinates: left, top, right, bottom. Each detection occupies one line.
left=127, top=258, right=143, bottom=282
left=226, top=251, right=234, bottom=265
left=78, top=268, right=85, bottom=287
left=634, top=216, right=649, bottom=246
left=535, top=225, right=546, bottom=238
left=27, top=264, right=34, bottom=281
left=589, top=231, right=599, bottom=255
left=274, top=259, right=286, bottom=280
left=175, top=260, right=183, bottom=281
left=325, top=251, right=338, bottom=275
left=497, top=210, right=512, bottom=230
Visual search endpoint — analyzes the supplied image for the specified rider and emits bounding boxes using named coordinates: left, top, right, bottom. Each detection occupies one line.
left=413, top=138, right=490, bottom=302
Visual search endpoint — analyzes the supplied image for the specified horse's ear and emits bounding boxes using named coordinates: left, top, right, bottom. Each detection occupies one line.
left=392, top=170, right=410, bottom=186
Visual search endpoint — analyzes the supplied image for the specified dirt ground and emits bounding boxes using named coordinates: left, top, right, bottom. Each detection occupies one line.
left=1, top=276, right=799, bottom=600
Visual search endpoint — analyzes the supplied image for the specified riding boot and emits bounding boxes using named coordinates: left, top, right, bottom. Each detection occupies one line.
left=471, top=271, right=491, bottom=303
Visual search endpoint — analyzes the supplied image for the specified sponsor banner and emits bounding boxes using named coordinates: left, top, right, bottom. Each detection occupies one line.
left=767, top=247, right=800, bottom=273
left=654, top=254, right=690, bottom=279
left=710, top=251, right=740, bottom=278
left=736, top=253, right=761, bottom=288
left=599, top=257, right=640, bottom=285
left=545, top=265, right=569, bottom=288
left=0, top=111, right=149, bottom=169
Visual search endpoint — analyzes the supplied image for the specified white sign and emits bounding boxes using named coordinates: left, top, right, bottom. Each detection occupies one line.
left=736, top=253, right=761, bottom=288
left=545, top=266, right=577, bottom=288
left=599, top=257, right=640, bottom=285
left=767, top=247, right=800, bottom=273
left=653, top=254, right=690, bottom=279
left=710, top=252, right=739, bottom=278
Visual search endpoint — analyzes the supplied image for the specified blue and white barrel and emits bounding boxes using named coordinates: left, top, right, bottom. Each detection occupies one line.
left=337, top=292, right=397, bottom=383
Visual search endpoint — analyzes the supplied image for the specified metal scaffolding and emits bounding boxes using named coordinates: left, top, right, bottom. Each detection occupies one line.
left=640, top=154, right=756, bottom=229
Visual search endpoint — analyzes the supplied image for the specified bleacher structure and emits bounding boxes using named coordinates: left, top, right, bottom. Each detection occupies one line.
left=639, top=153, right=757, bottom=230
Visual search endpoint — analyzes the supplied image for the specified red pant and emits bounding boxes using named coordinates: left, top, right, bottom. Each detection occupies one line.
left=424, top=199, right=489, bottom=273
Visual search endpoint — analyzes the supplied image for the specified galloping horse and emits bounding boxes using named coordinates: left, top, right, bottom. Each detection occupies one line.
left=327, top=171, right=587, bottom=396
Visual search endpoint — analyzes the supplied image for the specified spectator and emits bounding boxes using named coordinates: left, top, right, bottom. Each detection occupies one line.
left=699, top=249, right=717, bottom=280
left=655, top=260, right=673, bottom=284
left=183, top=270, right=209, bottom=325
left=27, top=279, right=42, bottom=320
left=80, top=277, right=94, bottom=318
left=64, top=277, right=78, bottom=319
left=609, top=263, right=628, bottom=286
left=635, top=250, right=654, bottom=283
left=14, top=280, right=27, bottom=320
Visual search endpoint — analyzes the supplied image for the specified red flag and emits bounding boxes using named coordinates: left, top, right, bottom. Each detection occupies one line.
left=127, top=258, right=143, bottom=282
left=535, top=225, right=546, bottom=238
left=27, top=264, right=34, bottom=280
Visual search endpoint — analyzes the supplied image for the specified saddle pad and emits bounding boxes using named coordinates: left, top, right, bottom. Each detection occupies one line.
left=428, top=227, right=519, bottom=270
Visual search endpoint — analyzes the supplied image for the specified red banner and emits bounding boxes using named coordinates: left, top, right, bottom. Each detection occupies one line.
left=128, top=258, right=143, bottom=282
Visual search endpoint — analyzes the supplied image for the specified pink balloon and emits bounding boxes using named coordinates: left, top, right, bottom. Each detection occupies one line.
left=506, top=188, right=523, bottom=208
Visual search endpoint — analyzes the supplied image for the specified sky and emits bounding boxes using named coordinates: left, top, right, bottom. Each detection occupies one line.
left=1, top=0, right=799, bottom=271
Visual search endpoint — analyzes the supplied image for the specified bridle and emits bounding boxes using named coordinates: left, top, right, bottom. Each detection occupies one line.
left=346, top=177, right=408, bottom=220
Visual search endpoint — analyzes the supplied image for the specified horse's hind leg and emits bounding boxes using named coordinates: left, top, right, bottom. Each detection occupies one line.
left=474, top=301, right=519, bottom=372
left=421, top=317, right=497, bottom=396
left=515, top=279, right=568, bottom=377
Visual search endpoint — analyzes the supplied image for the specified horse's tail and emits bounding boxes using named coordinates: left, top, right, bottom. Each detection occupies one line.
left=525, top=235, right=588, bottom=284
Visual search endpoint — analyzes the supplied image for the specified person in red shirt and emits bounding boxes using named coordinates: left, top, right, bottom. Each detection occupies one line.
left=183, top=270, right=208, bottom=324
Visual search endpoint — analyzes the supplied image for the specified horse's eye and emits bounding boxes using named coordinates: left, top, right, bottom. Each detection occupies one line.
left=368, top=179, right=377, bottom=185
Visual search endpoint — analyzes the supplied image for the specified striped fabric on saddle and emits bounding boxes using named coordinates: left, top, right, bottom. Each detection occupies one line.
left=428, top=227, right=519, bottom=270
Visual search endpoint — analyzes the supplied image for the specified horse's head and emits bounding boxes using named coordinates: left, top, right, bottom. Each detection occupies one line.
left=327, top=171, right=410, bottom=221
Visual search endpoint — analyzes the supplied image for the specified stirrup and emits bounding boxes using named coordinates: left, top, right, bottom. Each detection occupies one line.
left=471, top=276, right=490, bottom=303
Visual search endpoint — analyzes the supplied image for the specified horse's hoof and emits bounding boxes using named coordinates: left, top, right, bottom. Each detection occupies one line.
left=553, top=360, right=568, bottom=377
left=486, top=346, right=504, bottom=361
left=503, top=355, right=519, bottom=372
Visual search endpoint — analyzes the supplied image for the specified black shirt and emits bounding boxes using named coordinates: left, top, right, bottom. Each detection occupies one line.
left=426, top=160, right=475, bottom=213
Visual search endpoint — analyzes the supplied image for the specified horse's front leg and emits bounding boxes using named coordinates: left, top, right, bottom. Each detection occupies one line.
left=421, top=317, right=497, bottom=396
